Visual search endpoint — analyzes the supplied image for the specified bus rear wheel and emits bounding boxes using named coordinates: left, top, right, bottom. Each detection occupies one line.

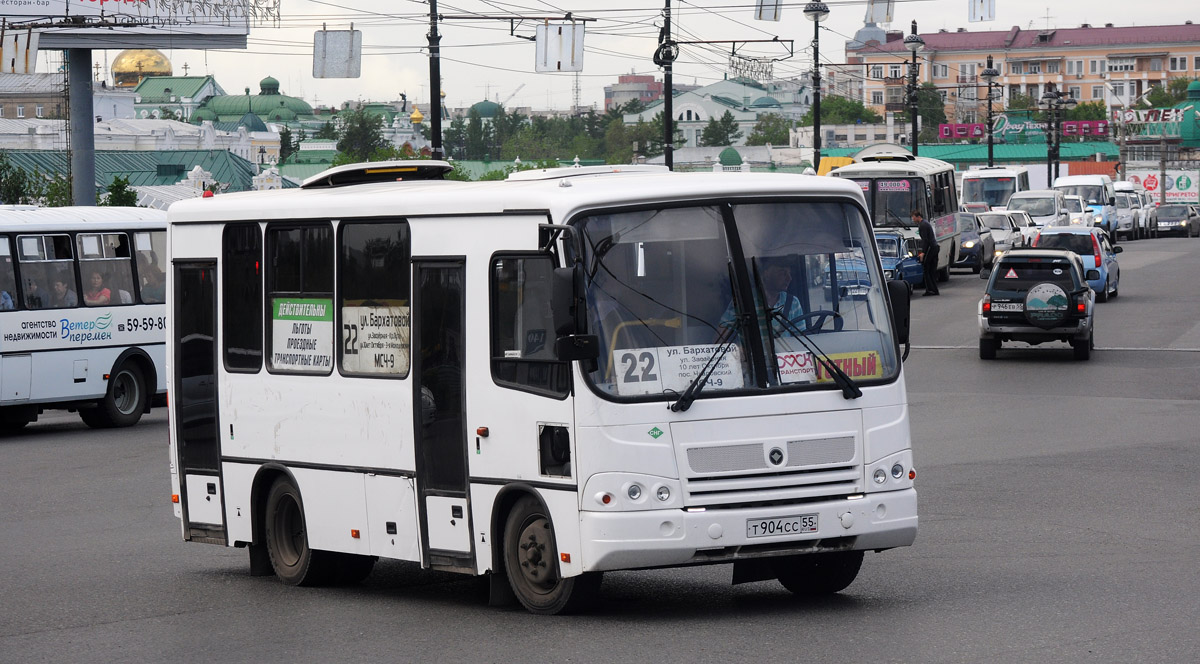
left=80, top=363, right=146, bottom=429
left=264, top=478, right=332, bottom=586
left=503, top=496, right=600, bottom=614
left=773, top=550, right=864, bottom=596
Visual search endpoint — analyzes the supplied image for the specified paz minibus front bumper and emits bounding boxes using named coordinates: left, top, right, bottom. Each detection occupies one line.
left=577, top=488, right=917, bottom=572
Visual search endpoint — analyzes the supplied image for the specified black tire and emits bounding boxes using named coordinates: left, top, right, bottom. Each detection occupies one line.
left=979, top=337, right=997, bottom=360
left=937, top=265, right=950, bottom=282
left=773, top=551, right=864, bottom=596
left=1097, top=281, right=1110, bottom=303
left=80, top=363, right=146, bottom=429
left=264, top=478, right=333, bottom=586
left=503, top=495, right=600, bottom=614
left=1073, top=333, right=1092, bottom=361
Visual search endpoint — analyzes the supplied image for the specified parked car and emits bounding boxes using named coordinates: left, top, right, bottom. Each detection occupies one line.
left=978, top=211, right=1025, bottom=255
left=1113, top=191, right=1140, bottom=241
left=876, top=231, right=925, bottom=286
left=979, top=249, right=1097, bottom=361
left=953, top=213, right=995, bottom=273
left=1009, top=210, right=1041, bottom=245
left=1062, top=195, right=1095, bottom=227
left=1032, top=225, right=1123, bottom=302
left=1152, top=203, right=1200, bottom=237
left=1006, top=190, right=1071, bottom=229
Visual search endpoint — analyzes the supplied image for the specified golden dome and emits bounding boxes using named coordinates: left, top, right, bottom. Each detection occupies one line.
left=410, top=105, right=425, bottom=123
left=111, top=49, right=172, bottom=88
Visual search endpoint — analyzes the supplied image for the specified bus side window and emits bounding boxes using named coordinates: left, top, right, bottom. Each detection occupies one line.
left=223, top=224, right=263, bottom=372
left=338, top=221, right=410, bottom=378
left=135, top=231, right=167, bottom=304
left=17, top=234, right=77, bottom=310
left=490, top=254, right=570, bottom=399
left=78, top=233, right=135, bottom=306
left=265, top=224, right=334, bottom=375
left=0, top=237, right=15, bottom=310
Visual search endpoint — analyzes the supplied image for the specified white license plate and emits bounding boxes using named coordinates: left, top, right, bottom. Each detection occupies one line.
left=991, top=302, right=1023, bottom=312
left=746, top=513, right=818, bottom=538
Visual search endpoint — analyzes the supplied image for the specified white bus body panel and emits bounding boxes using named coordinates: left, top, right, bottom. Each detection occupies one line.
left=364, top=474, right=420, bottom=561
left=1, top=354, right=31, bottom=400
left=184, top=474, right=224, bottom=525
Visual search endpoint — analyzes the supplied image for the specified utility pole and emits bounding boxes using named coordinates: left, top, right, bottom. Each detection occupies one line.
left=657, top=0, right=675, bottom=170
left=427, top=0, right=444, bottom=160
left=68, top=49, right=95, bottom=206
left=1159, top=133, right=1168, bottom=206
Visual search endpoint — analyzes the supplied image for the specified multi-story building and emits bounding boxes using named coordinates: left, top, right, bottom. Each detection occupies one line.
left=0, top=73, right=65, bottom=120
left=605, top=73, right=664, bottom=111
left=850, top=22, right=1200, bottom=124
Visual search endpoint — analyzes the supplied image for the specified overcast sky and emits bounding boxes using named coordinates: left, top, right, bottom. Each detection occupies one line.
left=70, top=1, right=1200, bottom=112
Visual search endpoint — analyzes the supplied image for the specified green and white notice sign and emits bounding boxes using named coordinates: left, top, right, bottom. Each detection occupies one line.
left=272, top=298, right=334, bottom=372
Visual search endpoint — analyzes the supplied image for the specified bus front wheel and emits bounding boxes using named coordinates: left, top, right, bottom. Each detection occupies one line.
left=503, top=496, right=600, bottom=614
left=80, top=363, right=146, bottom=428
left=264, top=478, right=332, bottom=586
left=773, top=550, right=864, bottom=596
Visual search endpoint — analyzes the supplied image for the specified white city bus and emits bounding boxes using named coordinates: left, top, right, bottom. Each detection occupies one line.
left=828, top=153, right=961, bottom=280
left=167, top=162, right=917, bottom=614
left=0, top=206, right=168, bottom=431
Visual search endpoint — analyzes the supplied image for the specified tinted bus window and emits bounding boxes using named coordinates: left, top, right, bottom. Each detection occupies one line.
left=266, top=224, right=333, bottom=374
left=223, top=224, right=264, bottom=372
left=339, top=221, right=411, bottom=377
left=17, top=234, right=77, bottom=309
left=78, top=233, right=135, bottom=306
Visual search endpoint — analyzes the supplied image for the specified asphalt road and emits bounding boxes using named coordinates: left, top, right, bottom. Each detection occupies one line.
left=1, top=234, right=1198, bottom=663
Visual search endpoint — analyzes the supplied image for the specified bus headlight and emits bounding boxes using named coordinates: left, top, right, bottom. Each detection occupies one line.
left=627, top=483, right=642, bottom=500
left=656, top=485, right=671, bottom=501
left=873, top=468, right=887, bottom=484
left=891, top=463, right=905, bottom=479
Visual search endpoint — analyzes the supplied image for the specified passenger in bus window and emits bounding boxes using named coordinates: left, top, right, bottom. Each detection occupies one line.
left=140, top=262, right=165, bottom=303
left=83, top=270, right=111, bottom=306
left=24, top=279, right=44, bottom=309
left=0, top=271, right=15, bottom=309
left=52, top=278, right=78, bottom=307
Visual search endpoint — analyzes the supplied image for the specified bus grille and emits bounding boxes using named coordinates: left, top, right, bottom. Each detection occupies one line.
left=682, top=436, right=860, bottom=506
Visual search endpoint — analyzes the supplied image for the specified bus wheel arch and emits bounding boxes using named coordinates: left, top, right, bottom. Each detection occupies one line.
left=80, top=349, right=154, bottom=428
left=495, top=487, right=600, bottom=614
left=261, top=471, right=334, bottom=586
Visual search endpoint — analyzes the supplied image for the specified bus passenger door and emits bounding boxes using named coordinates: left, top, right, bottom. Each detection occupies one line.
left=412, top=259, right=474, bottom=569
left=173, top=262, right=225, bottom=542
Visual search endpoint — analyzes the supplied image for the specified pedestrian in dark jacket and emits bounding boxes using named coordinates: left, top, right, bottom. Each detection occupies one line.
left=915, top=210, right=940, bottom=295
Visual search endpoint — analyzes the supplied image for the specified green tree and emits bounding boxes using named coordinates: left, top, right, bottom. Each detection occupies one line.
left=799, top=96, right=882, bottom=126
left=700, top=111, right=745, bottom=147
left=1140, top=78, right=1195, bottom=108
left=1005, top=92, right=1036, bottom=111
left=42, top=172, right=72, bottom=207
left=0, top=154, right=40, bottom=205
left=336, top=108, right=388, bottom=162
left=915, top=82, right=947, bottom=129
left=1065, top=101, right=1107, bottom=121
left=99, top=175, right=138, bottom=207
left=314, top=120, right=338, bottom=140
left=603, top=118, right=634, bottom=164
left=278, top=126, right=297, bottom=163
left=745, top=114, right=793, bottom=146
left=465, top=108, right=488, bottom=160
left=442, top=116, right=468, bottom=160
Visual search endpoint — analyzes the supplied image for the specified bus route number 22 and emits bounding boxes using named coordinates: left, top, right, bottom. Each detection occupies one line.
left=620, top=351, right=658, bottom=384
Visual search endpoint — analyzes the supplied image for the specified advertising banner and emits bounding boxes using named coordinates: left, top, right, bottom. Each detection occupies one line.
left=0, top=304, right=162, bottom=352
left=1127, top=170, right=1200, bottom=203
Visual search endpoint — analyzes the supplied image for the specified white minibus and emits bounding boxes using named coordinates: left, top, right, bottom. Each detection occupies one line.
left=1054, top=174, right=1117, bottom=238
left=167, top=161, right=918, bottom=614
left=828, top=152, right=962, bottom=280
left=961, top=166, right=1031, bottom=210
left=0, top=206, right=168, bottom=430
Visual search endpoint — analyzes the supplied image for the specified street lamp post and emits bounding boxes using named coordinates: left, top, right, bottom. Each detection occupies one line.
left=804, top=2, right=830, bottom=171
left=1038, top=89, right=1077, bottom=186
left=903, top=21, right=924, bottom=156
left=980, top=55, right=1000, bottom=167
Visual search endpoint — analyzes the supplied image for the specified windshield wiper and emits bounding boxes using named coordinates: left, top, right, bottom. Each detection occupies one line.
left=766, top=308, right=862, bottom=400
left=882, top=208, right=910, bottom=228
left=669, top=315, right=744, bottom=413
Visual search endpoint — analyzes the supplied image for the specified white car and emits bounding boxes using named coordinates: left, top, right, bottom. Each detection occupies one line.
left=1113, top=192, right=1139, bottom=241
left=1008, top=210, right=1041, bottom=246
left=977, top=211, right=1025, bottom=256
left=1006, top=190, right=1071, bottom=230
left=1063, top=195, right=1095, bottom=227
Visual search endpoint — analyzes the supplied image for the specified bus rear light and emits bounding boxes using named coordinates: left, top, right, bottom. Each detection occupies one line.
left=171, top=494, right=179, bottom=503
left=351, top=529, right=360, bottom=539
left=476, top=426, right=489, bottom=437
left=909, top=469, right=917, bottom=480
left=560, top=553, right=571, bottom=563
left=103, top=373, right=110, bottom=380
left=596, top=492, right=612, bottom=506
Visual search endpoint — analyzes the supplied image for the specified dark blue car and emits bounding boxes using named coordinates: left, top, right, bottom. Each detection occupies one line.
left=875, top=232, right=924, bottom=287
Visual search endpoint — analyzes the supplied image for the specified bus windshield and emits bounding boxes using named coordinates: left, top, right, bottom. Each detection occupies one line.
left=870, top=178, right=925, bottom=228
left=1055, top=185, right=1104, bottom=205
left=576, top=201, right=899, bottom=401
left=962, top=177, right=1016, bottom=209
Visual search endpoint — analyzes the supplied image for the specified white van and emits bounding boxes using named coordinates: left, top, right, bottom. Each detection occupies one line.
left=1006, top=189, right=1071, bottom=228
left=961, top=166, right=1031, bottom=210
left=1054, top=175, right=1117, bottom=239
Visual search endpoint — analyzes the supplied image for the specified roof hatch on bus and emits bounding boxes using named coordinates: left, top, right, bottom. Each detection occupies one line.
left=300, top=160, right=454, bottom=189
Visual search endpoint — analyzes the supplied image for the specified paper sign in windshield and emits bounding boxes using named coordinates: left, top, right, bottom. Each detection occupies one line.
left=612, top=344, right=745, bottom=396
left=814, top=351, right=883, bottom=382
left=877, top=180, right=911, bottom=192
left=776, top=351, right=817, bottom=384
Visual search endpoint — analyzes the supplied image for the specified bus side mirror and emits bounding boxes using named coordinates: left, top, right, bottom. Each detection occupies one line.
left=552, top=265, right=600, bottom=362
left=886, top=279, right=911, bottom=347
left=1108, top=197, right=1116, bottom=206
